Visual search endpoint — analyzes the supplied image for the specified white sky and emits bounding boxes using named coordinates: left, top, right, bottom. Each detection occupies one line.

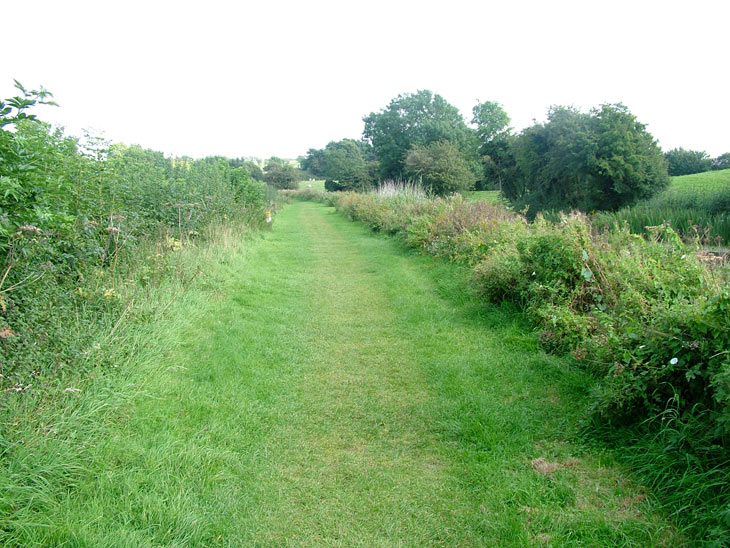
left=2, top=0, right=728, bottom=159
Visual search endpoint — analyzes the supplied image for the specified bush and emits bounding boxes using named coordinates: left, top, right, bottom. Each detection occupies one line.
left=404, top=141, right=477, bottom=195
left=505, top=104, right=669, bottom=214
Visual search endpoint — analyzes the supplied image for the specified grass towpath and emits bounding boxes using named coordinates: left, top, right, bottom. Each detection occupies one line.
left=32, top=201, right=678, bottom=546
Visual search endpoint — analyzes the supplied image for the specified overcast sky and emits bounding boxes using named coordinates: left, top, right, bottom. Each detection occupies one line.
left=2, top=0, right=728, bottom=159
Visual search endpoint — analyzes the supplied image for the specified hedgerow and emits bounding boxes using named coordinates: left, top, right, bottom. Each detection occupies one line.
left=0, top=82, right=271, bottom=391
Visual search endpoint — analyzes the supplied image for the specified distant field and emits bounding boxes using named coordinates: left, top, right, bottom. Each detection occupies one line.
left=655, top=168, right=730, bottom=212
left=667, top=168, right=730, bottom=194
left=463, top=190, right=500, bottom=203
left=298, top=179, right=325, bottom=191
left=594, top=169, right=730, bottom=245
left=299, top=179, right=324, bottom=190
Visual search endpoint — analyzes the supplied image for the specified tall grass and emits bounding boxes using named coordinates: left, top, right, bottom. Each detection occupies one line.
left=374, top=179, right=428, bottom=200
left=593, top=206, right=730, bottom=247
left=0, top=217, right=258, bottom=544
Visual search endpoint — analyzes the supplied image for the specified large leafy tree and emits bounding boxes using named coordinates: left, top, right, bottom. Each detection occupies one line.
left=320, top=139, right=372, bottom=192
left=362, top=90, right=478, bottom=180
left=228, top=158, right=264, bottom=180
left=404, top=140, right=476, bottom=195
left=507, top=104, right=669, bottom=213
left=472, top=100, right=511, bottom=145
left=300, top=148, right=326, bottom=178
left=472, top=100, right=513, bottom=192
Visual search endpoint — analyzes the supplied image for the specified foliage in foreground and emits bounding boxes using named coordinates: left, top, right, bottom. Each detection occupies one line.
left=0, top=81, right=272, bottom=390
left=0, top=217, right=260, bottom=545
left=289, top=185, right=730, bottom=543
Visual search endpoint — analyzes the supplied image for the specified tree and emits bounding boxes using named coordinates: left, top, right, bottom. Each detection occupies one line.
left=229, top=167, right=266, bottom=207
left=228, top=158, right=264, bottom=180
left=320, top=139, right=372, bottom=192
left=665, top=147, right=712, bottom=176
left=362, top=90, right=478, bottom=180
left=300, top=148, right=326, bottom=178
left=590, top=104, right=669, bottom=209
left=506, top=104, right=669, bottom=214
left=712, top=152, right=730, bottom=171
left=263, top=157, right=301, bottom=189
left=404, top=141, right=476, bottom=195
left=471, top=100, right=512, bottom=192
left=481, top=133, right=520, bottom=197
left=472, top=100, right=511, bottom=144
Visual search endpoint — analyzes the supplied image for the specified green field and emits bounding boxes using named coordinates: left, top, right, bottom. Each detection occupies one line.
left=463, top=190, right=501, bottom=203
left=653, top=168, right=730, bottom=212
left=666, top=168, right=730, bottom=195
left=298, top=179, right=326, bottom=191
left=594, top=169, right=730, bottom=245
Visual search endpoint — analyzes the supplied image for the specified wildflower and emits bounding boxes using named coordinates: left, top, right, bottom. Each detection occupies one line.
left=16, top=225, right=41, bottom=236
left=103, top=288, right=118, bottom=299
left=670, top=357, right=679, bottom=365
left=572, top=347, right=587, bottom=361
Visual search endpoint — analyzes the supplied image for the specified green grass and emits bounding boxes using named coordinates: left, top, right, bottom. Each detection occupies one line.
left=463, top=190, right=501, bottom=203
left=592, top=169, right=730, bottom=244
left=298, top=179, right=326, bottom=191
left=667, top=168, right=730, bottom=196
left=647, top=169, right=730, bottom=214
left=2, top=202, right=681, bottom=546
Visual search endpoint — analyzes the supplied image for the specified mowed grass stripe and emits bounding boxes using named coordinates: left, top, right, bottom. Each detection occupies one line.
left=28, top=200, right=678, bottom=546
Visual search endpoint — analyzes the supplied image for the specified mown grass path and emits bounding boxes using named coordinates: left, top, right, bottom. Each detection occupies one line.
left=41, top=201, right=678, bottom=546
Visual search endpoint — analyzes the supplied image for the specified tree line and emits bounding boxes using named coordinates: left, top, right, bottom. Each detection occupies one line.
left=664, top=147, right=730, bottom=176
left=301, top=90, right=729, bottom=215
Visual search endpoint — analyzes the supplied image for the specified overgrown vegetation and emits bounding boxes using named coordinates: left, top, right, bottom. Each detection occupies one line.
left=289, top=184, right=730, bottom=543
left=0, top=81, right=272, bottom=391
